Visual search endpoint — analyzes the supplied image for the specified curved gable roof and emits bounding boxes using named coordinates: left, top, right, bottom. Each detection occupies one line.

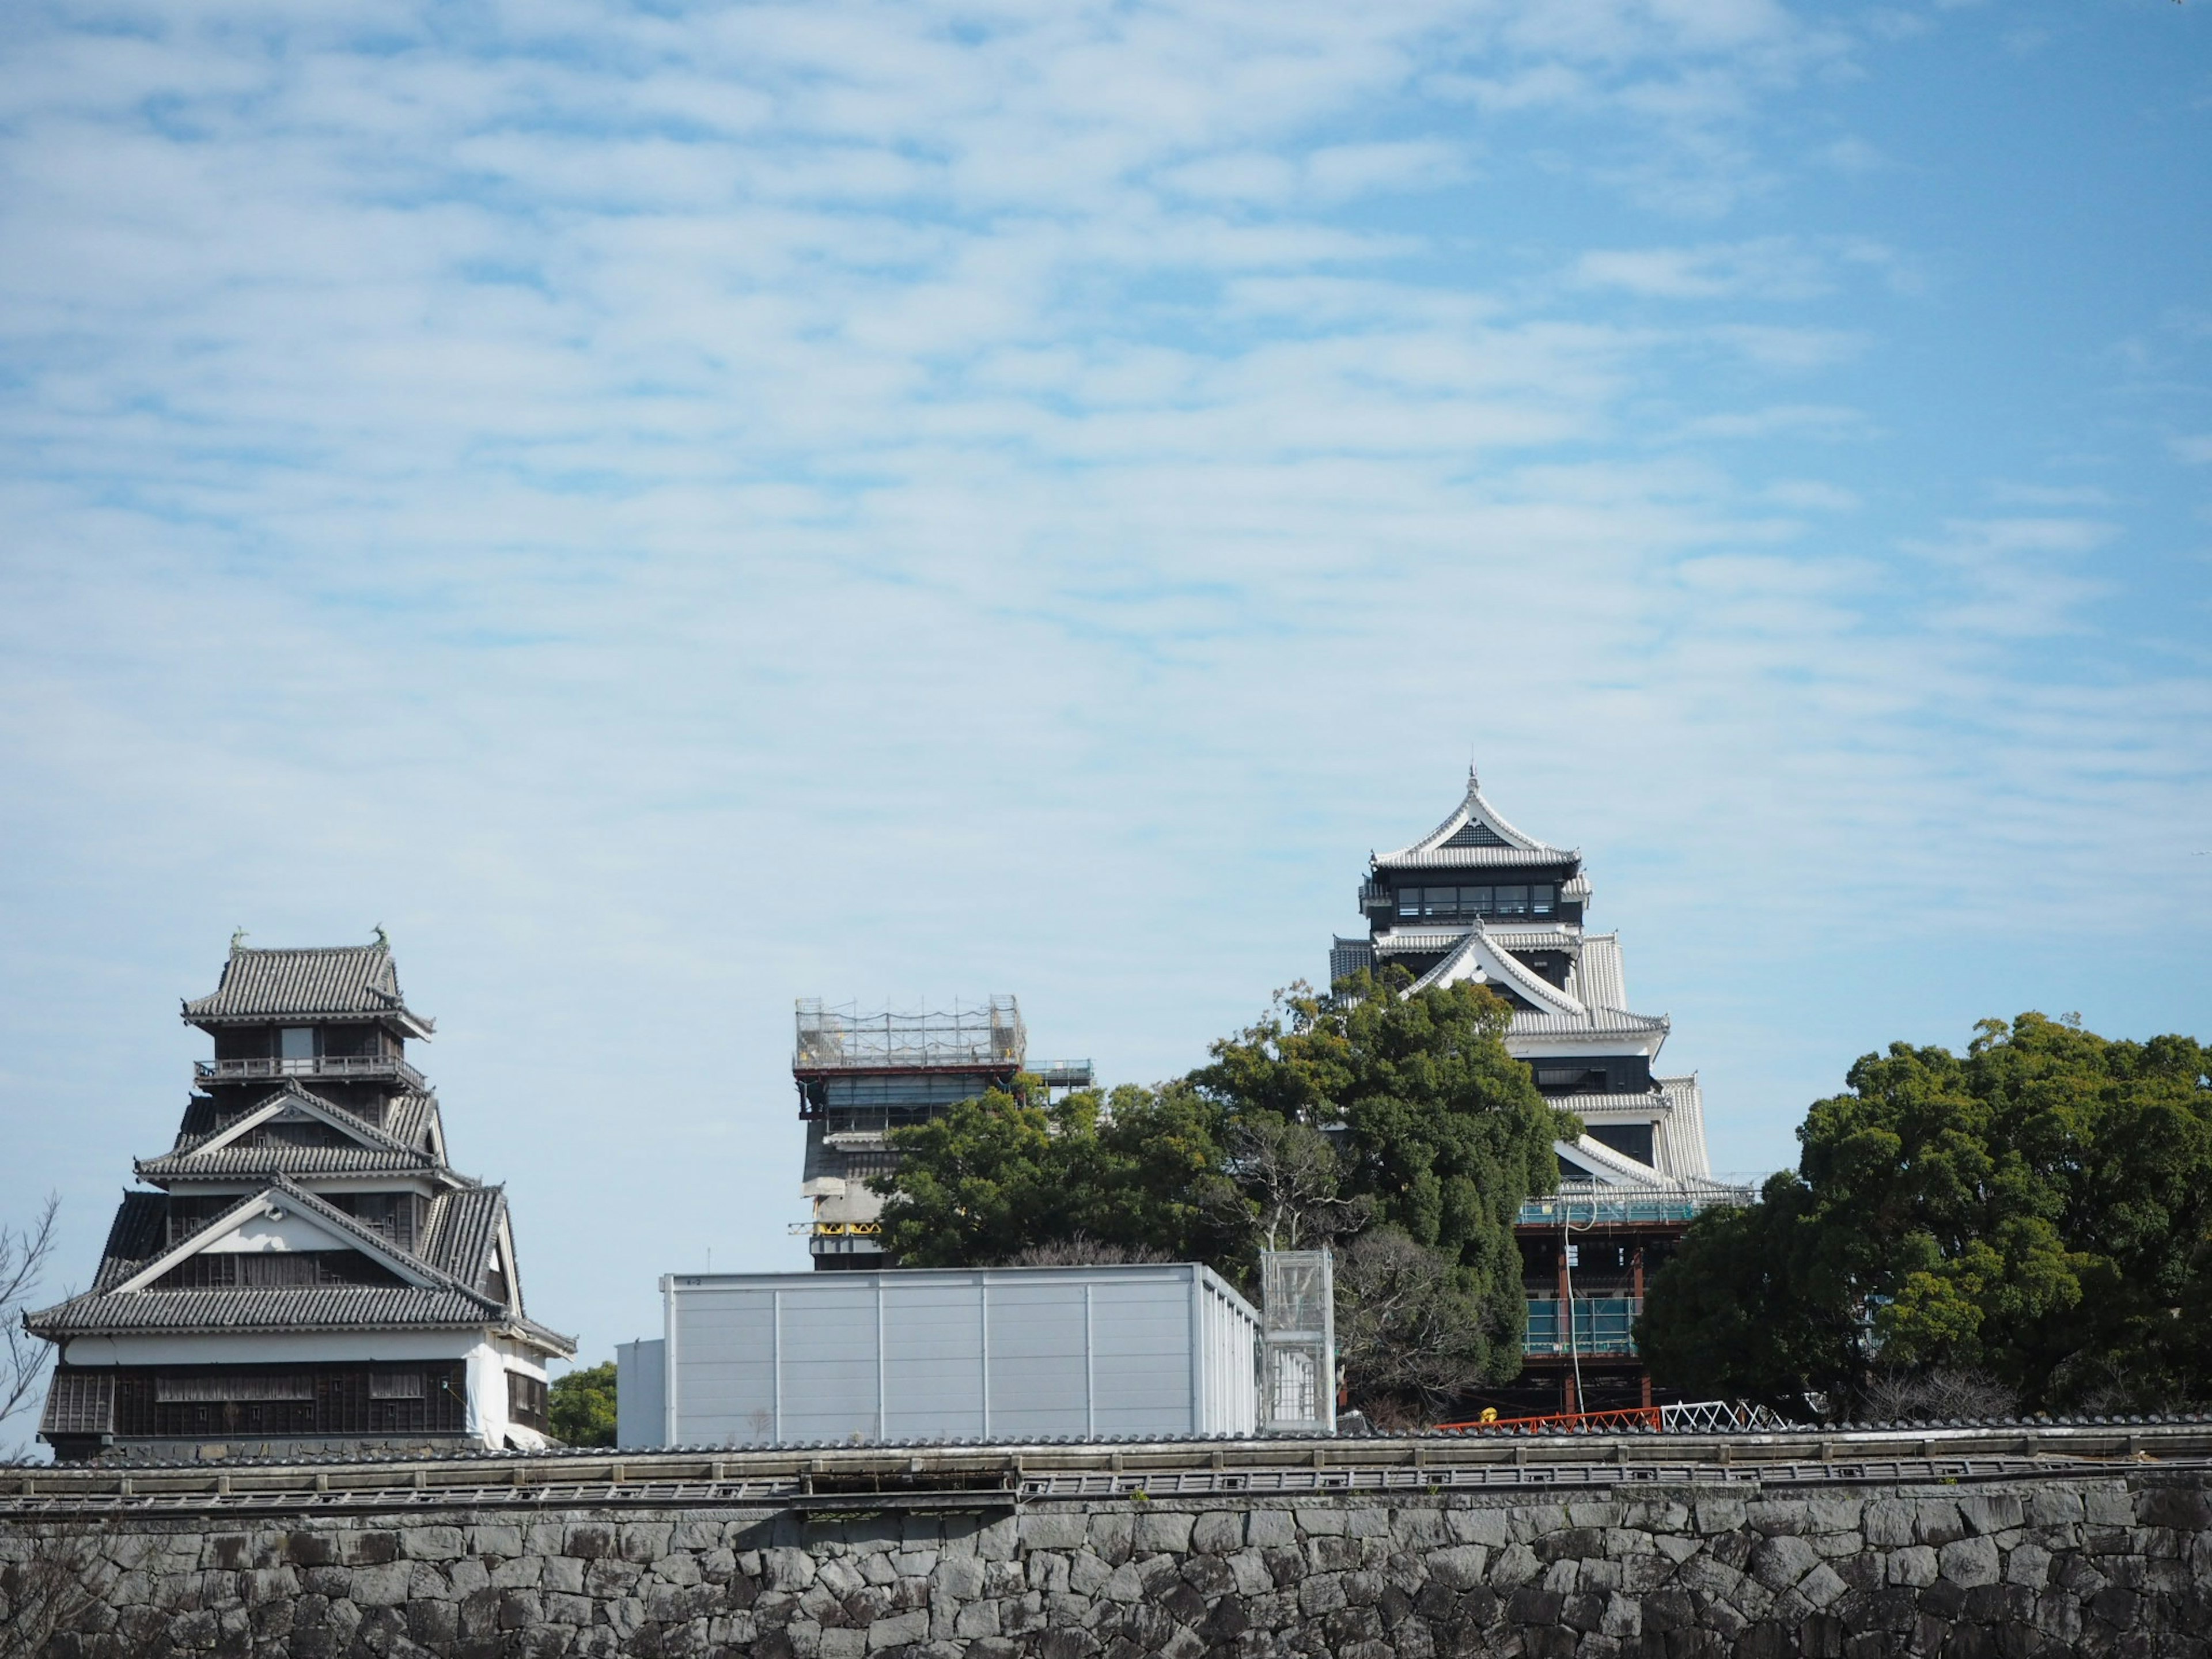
left=183, top=942, right=433, bottom=1034
left=1373, top=771, right=1578, bottom=872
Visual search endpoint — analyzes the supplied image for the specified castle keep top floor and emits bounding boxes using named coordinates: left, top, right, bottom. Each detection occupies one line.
left=184, top=941, right=434, bottom=1097
left=1359, top=780, right=1587, bottom=931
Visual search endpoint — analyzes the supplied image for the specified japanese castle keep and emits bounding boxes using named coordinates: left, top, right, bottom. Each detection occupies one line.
left=1334, top=772, right=1748, bottom=1412
left=29, top=939, right=574, bottom=1461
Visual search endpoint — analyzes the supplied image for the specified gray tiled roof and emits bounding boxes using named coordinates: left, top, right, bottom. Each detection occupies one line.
left=153, top=1082, right=434, bottom=1167
left=181, top=943, right=432, bottom=1031
left=134, top=1145, right=446, bottom=1181
left=1373, top=845, right=1578, bottom=872
left=31, top=1179, right=574, bottom=1357
left=384, top=1092, right=444, bottom=1154
left=421, top=1187, right=506, bottom=1290
left=1373, top=774, right=1578, bottom=871
left=92, top=1192, right=168, bottom=1290
left=1509, top=1010, right=1671, bottom=1037
left=26, top=1283, right=508, bottom=1336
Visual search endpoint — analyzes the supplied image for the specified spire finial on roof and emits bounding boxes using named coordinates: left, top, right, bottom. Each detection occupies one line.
left=229, top=927, right=248, bottom=955
left=1467, top=760, right=1480, bottom=792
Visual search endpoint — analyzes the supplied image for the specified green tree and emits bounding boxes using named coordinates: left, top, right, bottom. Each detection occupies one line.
left=550, top=1361, right=617, bottom=1447
left=873, top=1083, right=1243, bottom=1268
left=1639, top=1014, right=2212, bottom=1416
left=871, top=974, right=1576, bottom=1414
left=1192, top=972, right=1576, bottom=1383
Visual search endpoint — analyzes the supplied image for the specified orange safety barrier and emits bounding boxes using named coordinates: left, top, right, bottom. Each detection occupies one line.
left=1433, top=1404, right=1664, bottom=1434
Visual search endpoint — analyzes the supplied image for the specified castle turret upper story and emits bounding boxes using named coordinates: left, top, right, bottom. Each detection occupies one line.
left=28, top=937, right=574, bottom=1462
left=1332, top=771, right=1732, bottom=1191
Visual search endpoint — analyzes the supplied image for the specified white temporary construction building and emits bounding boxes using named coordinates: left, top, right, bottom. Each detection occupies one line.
left=618, top=1262, right=1261, bottom=1446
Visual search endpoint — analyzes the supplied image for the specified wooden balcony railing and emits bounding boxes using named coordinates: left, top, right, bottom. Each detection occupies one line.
left=193, top=1054, right=426, bottom=1092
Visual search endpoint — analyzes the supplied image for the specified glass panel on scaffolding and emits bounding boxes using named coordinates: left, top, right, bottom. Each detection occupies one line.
left=1259, top=1249, right=1335, bottom=1434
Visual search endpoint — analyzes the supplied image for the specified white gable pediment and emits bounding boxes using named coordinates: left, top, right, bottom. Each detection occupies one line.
left=200, top=1208, right=355, bottom=1254
left=194, top=1086, right=401, bottom=1158
left=1412, top=927, right=1587, bottom=1018
left=1553, top=1135, right=1665, bottom=1188
left=112, top=1188, right=440, bottom=1293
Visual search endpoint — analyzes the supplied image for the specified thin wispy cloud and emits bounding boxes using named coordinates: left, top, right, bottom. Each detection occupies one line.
left=1, top=0, right=2207, bottom=1365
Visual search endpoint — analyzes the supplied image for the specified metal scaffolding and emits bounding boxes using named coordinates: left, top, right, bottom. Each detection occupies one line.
left=793, top=997, right=1027, bottom=1073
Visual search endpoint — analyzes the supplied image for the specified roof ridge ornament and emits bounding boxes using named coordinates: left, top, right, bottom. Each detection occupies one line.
left=372, top=923, right=389, bottom=948
left=229, top=927, right=248, bottom=955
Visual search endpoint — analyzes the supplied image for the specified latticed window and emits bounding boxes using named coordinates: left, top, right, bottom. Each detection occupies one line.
left=507, top=1371, right=550, bottom=1431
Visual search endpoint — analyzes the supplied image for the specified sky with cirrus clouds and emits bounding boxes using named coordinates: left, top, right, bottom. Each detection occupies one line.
left=1, top=0, right=2208, bottom=1382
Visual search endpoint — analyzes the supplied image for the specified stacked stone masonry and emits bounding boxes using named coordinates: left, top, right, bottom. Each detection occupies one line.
left=6, top=1472, right=2212, bottom=1658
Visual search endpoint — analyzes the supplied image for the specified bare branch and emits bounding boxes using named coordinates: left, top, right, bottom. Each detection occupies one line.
left=0, top=1194, right=62, bottom=1435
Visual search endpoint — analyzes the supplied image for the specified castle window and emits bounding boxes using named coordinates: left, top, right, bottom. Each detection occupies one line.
left=279, top=1027, right=316, bottom=1062
left=507, top=1371, right=549, bottom=1431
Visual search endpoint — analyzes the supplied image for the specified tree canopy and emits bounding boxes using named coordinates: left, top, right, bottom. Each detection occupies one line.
left=872, top=973, right=1577, bottom=1422
left=1638, top=1014, right=2212, bottom=1418
left=549, top=1361, right=617, bottom=1448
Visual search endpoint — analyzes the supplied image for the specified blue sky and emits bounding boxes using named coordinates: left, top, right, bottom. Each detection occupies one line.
left=1, top=0, right=2207, bottom=1382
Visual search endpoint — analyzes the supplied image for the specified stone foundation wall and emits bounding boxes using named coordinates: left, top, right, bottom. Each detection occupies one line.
left=5, top=1471, right=2211, bottom=1657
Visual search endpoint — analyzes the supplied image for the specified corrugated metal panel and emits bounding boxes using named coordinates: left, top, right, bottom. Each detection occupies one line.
left=663, top=1265, right=1259, bottom=1446
left=615, top=1339, right=666, bottom=1448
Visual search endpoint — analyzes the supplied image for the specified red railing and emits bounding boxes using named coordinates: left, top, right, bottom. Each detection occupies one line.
left=1434, top=1404, right=1663, bottom=1434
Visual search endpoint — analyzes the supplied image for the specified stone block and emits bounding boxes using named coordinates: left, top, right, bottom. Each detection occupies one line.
left=769, top=1548, right=819, bottom=1591
left=471, top=1525, right=525, bottom=1560
left=1295, top=1506, right=1346, bottom=1536
left=1487, top=1542, right=1541, bottom=1590
left=953, top=1600, right=1002, bottom=1637
left=1426, top=1544, right=1487, bottom=1592
left=1020, top=1513, right=1089, bottom=1552
left=619, top=1522, right=673, bottom=1563
left=2082, top=1486, right=2135, bottom=1528
left=933, top=1556, right=986, bottom=1601
left=975, top=1517, right=1019, bottom=1562
left=1446, top=1508, right=1509, bottom=1548
left=489, top=1554, right=543, bottom=1589
left=1226, top=1550, right=1274, bottom=1597
left=1306, top=1535, right=1361, bottom=1573
left=1938, top=1535, right=2001, bottom=1589
left=400, top=1526, right=465, bottom=1562
left=1190, top=1510, right=1243, bottom=1555
left=1297, top=1571, right=1347, bottom=1616
left=1694, top=1497, right=1747, bottom=1536
left=1748, top=1534, right=1819, bottom=1592
left=2005, top=1541, right=2052, bottom=1587
left=351, top=1560, right=412, bottom=1607
left=1088, top=1512, right=1135, bottom=1563
left=1391, top=1509, right=1447, bottom=1548
left=539, top=1554, right=584, bottom=1594
left=1244, top=1509, right=1297, bottom=1548
left=2024, top=1488, right=2085, bottom=1529
left=1799, top=1563, right=1847, bottom=1609
left=1959, top=1493, right=2025, bottom=1535
left=1910, top=1499, right=1967, bottom=1546
left=1067, top=1550, right=1112, bottom=1596
left=2137, top=1485, right=2212, bottom=1532
left=1343, top=1508, right=1392, bottom=1537
left=1134, top=1512, right=1195, bottom=1553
